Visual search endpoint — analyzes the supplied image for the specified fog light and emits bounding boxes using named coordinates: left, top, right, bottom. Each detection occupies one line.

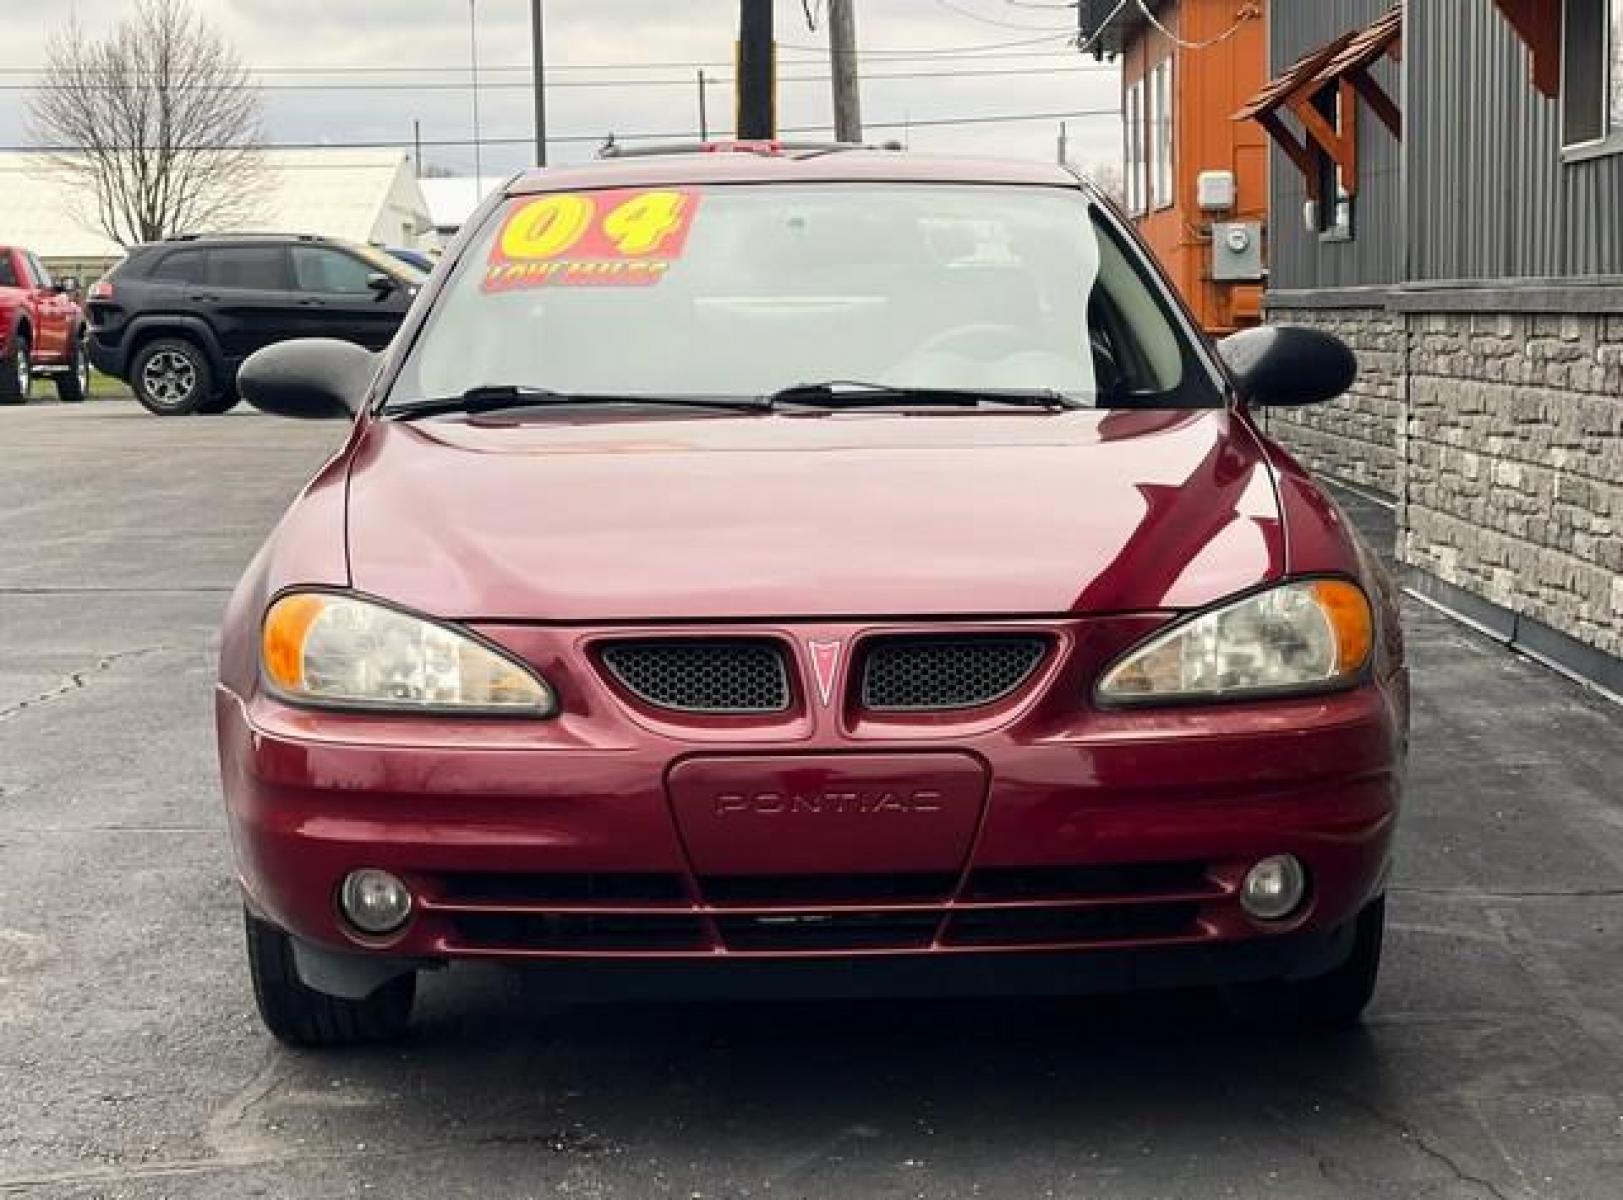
left=339, top=869, right=413, bottom=935
left=1241, top=854, right=1307, bottom=921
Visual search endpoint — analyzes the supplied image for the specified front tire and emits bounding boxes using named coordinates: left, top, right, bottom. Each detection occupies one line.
left=54, top=333, right=90, bottom=403
left=244, top=910, right=416, bottom=1047
left=1223, top=896, right=1385, bottom=1030
left=132, top=337, right=212, bottom=415
left=0, top=335, right=31, bottom=404
left=197, top=388, right=243, bottom=414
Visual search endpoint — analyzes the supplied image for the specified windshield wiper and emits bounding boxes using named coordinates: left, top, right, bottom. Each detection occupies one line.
left=763, top=380, right=1084, bottom=411
left=387, top=386, right=771, bottom=420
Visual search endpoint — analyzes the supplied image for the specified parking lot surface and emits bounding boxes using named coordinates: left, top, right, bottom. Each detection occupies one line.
left=2, top=401, right=1620, bottom=1199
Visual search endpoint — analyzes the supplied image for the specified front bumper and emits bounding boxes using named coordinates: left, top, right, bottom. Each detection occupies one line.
left=218, top=624, right=1402, bottom=992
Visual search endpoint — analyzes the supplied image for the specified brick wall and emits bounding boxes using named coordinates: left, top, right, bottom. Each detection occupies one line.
left=1256, top=300, right=1622, bottom=668
left=1257, top=305, right=1405, bottom=497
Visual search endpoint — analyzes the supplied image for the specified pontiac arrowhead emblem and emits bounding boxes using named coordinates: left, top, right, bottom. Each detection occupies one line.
left=808, top=639, right=842, bottom=707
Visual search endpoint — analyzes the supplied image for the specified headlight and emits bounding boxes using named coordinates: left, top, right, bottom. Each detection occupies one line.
left=1096, top=579, right=1373, bottom=705
left=261, top=593, right=555, bottom=714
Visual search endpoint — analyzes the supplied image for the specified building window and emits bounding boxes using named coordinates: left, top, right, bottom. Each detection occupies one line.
left=1311, top=87, right=1354, bottom=240
left=1149, top=57, right=1174, bottom=209
left=1125, top=78, right=1146, bottom=215
left=1563, top=0, right=1623, bottom=150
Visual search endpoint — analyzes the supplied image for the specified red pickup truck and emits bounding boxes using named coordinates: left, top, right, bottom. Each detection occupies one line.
left=0, top=245, right=91, bottom=403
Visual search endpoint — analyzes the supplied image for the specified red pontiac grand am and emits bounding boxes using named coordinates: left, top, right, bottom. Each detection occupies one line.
left=218, top=144, right=1407, bottom=1047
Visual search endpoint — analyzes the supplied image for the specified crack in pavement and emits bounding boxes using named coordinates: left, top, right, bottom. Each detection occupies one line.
left=1392, top=886, right=1623, bottom=900
left=0, top=646, right=167, bottom=723
left=1297, top=1083, right=1520, bottom=1200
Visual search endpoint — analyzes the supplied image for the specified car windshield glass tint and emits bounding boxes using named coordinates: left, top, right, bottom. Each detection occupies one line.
left=293, top=247, right=376, bottom=294
left=153, top=250, right=205, bottom=284
left=388, top=184, right=1200, bottom=407
left=208, top=247, right=285, bottom=290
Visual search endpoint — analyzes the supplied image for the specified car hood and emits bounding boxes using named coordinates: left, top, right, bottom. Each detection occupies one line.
left=344, top=408, right=1284, bottom=621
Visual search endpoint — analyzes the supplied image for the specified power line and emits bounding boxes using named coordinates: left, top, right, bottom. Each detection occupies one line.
left=0, top=39, right=1085, bottom=77
left=931, top=0, right=1078, bottom=33
left=0, top=63, right=1112, bottom=93
left=3, top=106, right=1122, bottom=156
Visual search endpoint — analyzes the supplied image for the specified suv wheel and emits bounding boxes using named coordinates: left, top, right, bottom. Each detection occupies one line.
left=197, top=389, right=243, bottom=414
left=55, top=333, right=91, bottom=403
left=244, top=909, right=416, bottom=1047
left=1222, top=896, right=1385, bottom=1030
left=0, top=335, right=31, bottom=404
left=133, top=338, right=212, bottom=415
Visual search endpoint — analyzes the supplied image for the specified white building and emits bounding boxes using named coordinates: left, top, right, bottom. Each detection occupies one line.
left=0, top=148, right=434, bottom=279
left=419, top=175, right=512, bottom=246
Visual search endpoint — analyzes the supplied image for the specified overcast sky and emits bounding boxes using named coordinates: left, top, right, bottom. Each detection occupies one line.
left=0, top=0, right=1123, bottom=176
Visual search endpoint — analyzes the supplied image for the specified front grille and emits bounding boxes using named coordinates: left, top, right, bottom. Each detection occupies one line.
left=966, top=863, right=1214, bottom=902
left=436, top=872, right=688, bottom=904
left=447, top=912, right=709, bottom=952
left=701, top=873, right=957, bottom=906
left=944, top=902, right=1200, bottom=947
left=599, top=639, right=790, bottom=714
left=860, top=636, right=1049, bottom=712
left=717, top=912, right=939, bottom=951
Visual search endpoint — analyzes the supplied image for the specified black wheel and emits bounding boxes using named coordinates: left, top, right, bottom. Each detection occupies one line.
left=0, top=334, right=31, bottom=404
left=1222, top=896, right=1385, bottom=1030
left=197, top=388, right=243, bottom=414
left=54, top=332, right=90, bottom=403
left=131, top=337, right=212, bottom=415
left=244, top=909, right=416, bottom=1047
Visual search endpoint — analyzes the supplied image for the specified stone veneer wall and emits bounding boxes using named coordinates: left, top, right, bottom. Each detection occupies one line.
left=1403, top=310, right=1622, bottom=661
left=1260, top=294, right=1623, bottom=671
left=1258, top=303, right=1406, bottom=498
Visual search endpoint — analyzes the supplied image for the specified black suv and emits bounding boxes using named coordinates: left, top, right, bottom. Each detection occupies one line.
left=86, top=234, right=425, bottom=416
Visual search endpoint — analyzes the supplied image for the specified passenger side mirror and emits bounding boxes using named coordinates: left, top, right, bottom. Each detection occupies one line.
left=238, top=338, right=377, bottom=420
left=1217, top=325, right=1357, bottom=407
left=366, top=272, right=399, bottom=299
left=54, top=276, right=81, bottom=297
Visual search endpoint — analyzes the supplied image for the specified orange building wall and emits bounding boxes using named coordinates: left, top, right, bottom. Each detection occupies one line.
left=1121, top=2, right=1269, bottom=333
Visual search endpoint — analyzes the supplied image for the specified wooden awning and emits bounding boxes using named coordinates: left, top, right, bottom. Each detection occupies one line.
left=1493, top=0, right=1561, bottom=98
left=1234, top=7, right=1401, bottom=201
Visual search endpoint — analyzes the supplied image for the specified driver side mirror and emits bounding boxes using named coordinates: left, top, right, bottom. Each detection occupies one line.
left=366, top=272, right=399, bottom=299
left=1218, top=325, right=1357, bottom=407
left=54, top=276, right=81, bottom=297
left=238, top=338, right=377, bottom=420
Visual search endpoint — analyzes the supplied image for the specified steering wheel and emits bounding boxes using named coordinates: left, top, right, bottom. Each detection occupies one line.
left=908, top=323, right=1042, bottom=363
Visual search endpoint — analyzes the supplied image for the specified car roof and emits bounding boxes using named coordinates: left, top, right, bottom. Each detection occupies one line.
left=506, top=146, right=1089, bottom=197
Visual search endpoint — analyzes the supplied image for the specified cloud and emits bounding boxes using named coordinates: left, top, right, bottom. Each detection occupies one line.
left=0, top=0, right=1124, bottom=176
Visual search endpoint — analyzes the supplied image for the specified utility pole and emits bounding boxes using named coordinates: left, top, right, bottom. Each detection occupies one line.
left=697, top=69, right=710, bottom=141
left=413, top=119, right=422, bottom=176
left=1057, top=120, right=1068, bottom=166
left=530, top=0, right=547, bottom=166
left=736, top=0, right=775, bottom=140
left=828, top=0, right=862, bottom=143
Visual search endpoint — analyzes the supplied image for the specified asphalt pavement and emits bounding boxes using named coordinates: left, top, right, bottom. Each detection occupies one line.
left=1, top=399, right=1620, bottom=1200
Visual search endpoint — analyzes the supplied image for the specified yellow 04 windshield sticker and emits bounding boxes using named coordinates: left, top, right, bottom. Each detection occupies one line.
left=484, top=188, right=701, bottom=291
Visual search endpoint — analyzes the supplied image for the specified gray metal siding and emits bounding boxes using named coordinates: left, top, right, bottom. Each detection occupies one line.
left=1267, top=0, right=1405, bottom=291
left=1273, top=0, right=1623, bottom=285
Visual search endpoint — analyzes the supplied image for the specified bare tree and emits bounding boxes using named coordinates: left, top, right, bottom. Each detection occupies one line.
left=30, top=0, right=265, bottom=246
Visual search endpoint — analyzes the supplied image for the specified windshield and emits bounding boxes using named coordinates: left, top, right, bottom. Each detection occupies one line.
left=389, top=183, right=1204, bottom=406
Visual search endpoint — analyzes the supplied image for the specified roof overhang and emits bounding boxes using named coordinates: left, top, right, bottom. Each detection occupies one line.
left=1492, top=0, right=1561, bottom=98
left=1077, top=0, right=1159, bottom=60
left=1233, top=6, right=1402, bottom=201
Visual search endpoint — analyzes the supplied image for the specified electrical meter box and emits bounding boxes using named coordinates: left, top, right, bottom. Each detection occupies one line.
left=1211, top=221, right=1264, bottom=282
